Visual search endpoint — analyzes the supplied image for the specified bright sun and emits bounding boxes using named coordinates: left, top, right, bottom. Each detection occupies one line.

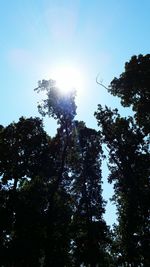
left=51, top=65, right=84, bottom=94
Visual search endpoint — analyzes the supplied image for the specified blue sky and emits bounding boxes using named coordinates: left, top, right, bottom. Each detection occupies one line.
left=1, top=0, right=150, bottom=226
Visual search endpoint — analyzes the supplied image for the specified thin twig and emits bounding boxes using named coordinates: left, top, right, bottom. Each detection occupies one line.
left=96, top=73, right=109, bottom=90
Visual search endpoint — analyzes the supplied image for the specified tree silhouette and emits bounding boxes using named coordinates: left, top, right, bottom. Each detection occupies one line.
left=95, top=104, right=150, bottom=266
left=109, top=54, right=150, bottom=134
left=0, top=117, right=51, bottom=266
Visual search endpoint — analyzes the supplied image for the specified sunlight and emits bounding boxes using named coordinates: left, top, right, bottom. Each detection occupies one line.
left=51, top=64, right=84, bottom=94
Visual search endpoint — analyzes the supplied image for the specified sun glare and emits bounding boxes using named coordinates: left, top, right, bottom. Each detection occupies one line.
left=51, top=65, right=84, bottom=94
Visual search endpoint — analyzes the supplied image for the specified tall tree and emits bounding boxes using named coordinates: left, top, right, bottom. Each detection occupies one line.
left=95, top=105, right=150, bottom=266
left=69, top=121, right=110, bottom=267
left=35, top=80, right=77, bottom=266
left=35, top=80, right=111, bottom=266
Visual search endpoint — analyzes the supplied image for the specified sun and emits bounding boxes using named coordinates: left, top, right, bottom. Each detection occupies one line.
left=51, top=64, right=84, bottom=94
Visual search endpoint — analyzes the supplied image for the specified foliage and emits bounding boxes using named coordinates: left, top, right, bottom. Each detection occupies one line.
left=35, top=79, right=76, bottom=125
left=109, top=54, right=150, bottom=134
left=0, top=117, right=51, bottom=189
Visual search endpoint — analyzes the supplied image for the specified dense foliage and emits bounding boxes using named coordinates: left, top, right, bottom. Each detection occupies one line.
left=109, top=54, right=150, bottom=134
left=0, top=54, right=149, bottom=266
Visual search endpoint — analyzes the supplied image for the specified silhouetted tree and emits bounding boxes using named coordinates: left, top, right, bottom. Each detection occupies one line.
left=35, top=80, right=77, bottom=266
left=69, top=121, right=110, bottom=267
left=109, top=54, right=150, bottom=134
left=95, top=105, right=150, bottom=266
left=0, top=117, right=51, bottom=266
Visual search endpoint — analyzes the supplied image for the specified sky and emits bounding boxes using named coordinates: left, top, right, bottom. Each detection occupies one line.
left=0, top=0, right=150, bottom=226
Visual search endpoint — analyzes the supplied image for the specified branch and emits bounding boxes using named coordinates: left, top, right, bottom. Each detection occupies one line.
left=104, top=145, right=124, bottom=174
left=96, top=74, right=109, bottom=90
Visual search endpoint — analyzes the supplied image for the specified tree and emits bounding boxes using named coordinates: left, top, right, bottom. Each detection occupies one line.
left=35, top=80, right=110, bottom=266
left=95, top=105, right=150, bottom=266
left=0, top=117, right=51, bottom=267
left=109, top=54, right=150, bottom=134
left=69, top=121, right=110, bottom=267
left=35, top=80, right=77, bottom=266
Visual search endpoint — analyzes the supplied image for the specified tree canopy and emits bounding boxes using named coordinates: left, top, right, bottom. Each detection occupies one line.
left=109, top=54, right=150, bottom=134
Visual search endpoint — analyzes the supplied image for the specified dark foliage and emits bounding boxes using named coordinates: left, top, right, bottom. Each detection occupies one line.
left=109, top=54, right=150, bottom=134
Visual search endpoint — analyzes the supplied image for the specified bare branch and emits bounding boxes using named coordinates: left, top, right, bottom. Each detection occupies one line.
left=96, top=73, right=109, bottom=90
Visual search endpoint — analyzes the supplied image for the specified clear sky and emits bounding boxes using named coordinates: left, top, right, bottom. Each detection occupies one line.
left=1, top=0, right=150, bottom=226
